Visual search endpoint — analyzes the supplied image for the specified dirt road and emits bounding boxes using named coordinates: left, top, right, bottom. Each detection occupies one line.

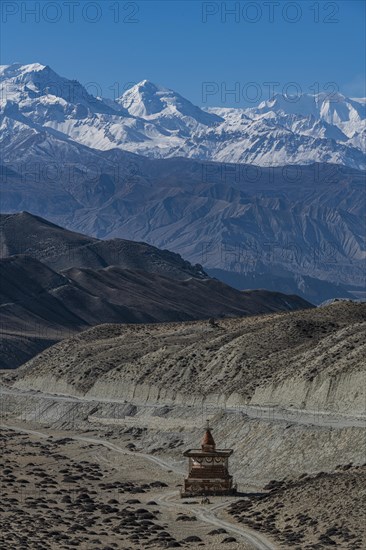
left=2, top=423, right=276, bottom=550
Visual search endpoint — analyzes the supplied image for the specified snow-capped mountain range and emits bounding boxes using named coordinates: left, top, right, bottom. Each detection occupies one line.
left=1, top=64, right=365, bottom=303
left=1, top=63, right=365, bottom=168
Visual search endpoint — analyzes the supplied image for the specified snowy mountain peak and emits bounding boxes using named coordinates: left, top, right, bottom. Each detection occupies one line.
left=119, top=80, right=168, bottom=116
left=119, top=80, right=222, bottom=127
left=0, top=62, right=48, bottom=79
left=256, top=93, right=324, bottom=117
left=0, top=63, right=64, bottom=90
left=136, top=79, right=166, bottom=91
left=255, top=92, right=365, bottom=124
left=252, top=92, right=365, bottom=142
left=0, top=62, right=120, bottom=116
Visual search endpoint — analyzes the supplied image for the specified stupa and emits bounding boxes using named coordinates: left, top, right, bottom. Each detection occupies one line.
left=182, top=421, right=235, bottom=497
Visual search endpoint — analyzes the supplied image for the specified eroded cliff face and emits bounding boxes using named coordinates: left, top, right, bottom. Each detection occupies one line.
left=11, top=302, right=366, bottom=416
left=0, top=387, right=363, bottom=488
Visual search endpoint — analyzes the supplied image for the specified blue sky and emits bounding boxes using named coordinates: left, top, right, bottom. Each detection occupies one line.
left=1, top=0, right=365, bottom=106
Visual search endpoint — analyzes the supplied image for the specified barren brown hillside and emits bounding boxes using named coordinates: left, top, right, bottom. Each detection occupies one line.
left=10, top=301, right=366, bottom=415
left=228, top=465, right=366, bottom=549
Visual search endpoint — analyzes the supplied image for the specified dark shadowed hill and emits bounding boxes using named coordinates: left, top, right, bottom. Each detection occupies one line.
left=0, top=212, right=207, bottom=279
left=0, top=213, right=313, bottom=369
left=0, top=250, right=312, bottom=369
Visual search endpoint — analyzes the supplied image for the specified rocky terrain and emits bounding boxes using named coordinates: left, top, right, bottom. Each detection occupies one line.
left=1, top=426, right=253, bottom=550
left=0, top=213, right=311, bottom=369
left=1, top=301, right=364, bottom=549
left=10, top=301, right=365, bottom=416
left=2, top=156, right=364, bottom=303
left=229, top=464, right=366, bottom=550
left=228, top=466, right=366, bottom=549
left=2, top=301, right=364, bottom=503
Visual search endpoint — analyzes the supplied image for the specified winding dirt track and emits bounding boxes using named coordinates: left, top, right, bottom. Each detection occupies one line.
left=156, top=491, right=276, bottom=550
left=2, top=424, right=276, bottom=550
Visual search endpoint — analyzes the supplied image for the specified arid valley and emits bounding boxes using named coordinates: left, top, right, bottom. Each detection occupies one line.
left=1, top=301, right=365, bottom=549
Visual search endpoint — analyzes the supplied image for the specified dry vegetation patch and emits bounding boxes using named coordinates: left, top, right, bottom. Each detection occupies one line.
left=228, top=466, right=366, bottom=549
